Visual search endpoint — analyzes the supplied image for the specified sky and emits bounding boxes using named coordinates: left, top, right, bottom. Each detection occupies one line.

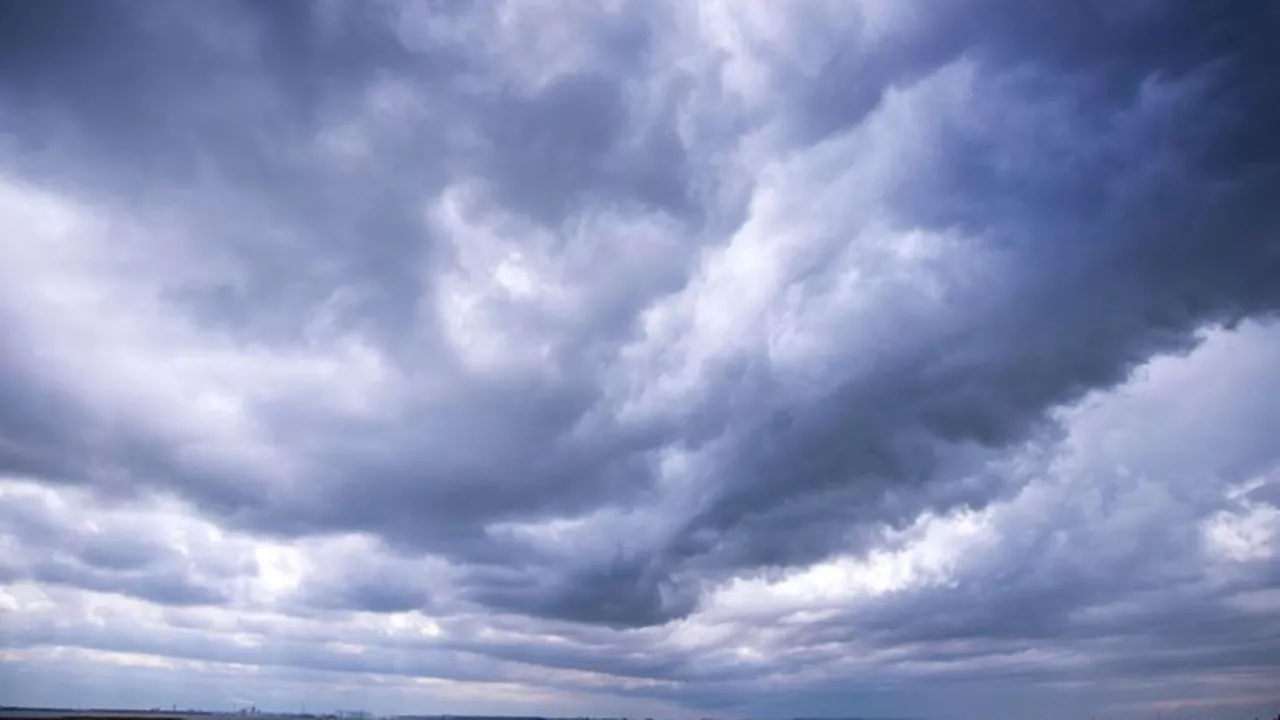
left=1, top=1, right=1279, bottom=718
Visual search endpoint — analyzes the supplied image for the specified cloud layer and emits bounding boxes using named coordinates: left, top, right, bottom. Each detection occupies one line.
left=2, top=1, right=1279, bottom=718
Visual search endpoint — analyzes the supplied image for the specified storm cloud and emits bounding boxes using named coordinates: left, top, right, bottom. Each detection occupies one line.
left=1, top=1, right=1279, bottom=718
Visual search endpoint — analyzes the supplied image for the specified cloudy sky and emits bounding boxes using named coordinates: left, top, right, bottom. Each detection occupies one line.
left=2, top=1, right=1279, bottom=718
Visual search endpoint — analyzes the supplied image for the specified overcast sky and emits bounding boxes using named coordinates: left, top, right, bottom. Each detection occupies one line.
left=1, top=2, right=1279, bottom=719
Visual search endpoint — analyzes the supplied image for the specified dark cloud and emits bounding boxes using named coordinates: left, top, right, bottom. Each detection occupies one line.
left=469, top=551, right=700, bottom=630
left=291, top=546, right=442, bottom=615
left=1, top=0, right=1279, bottom=716
left=605, top=0, right=1280, bottom=625
left=28, top=557, right=229, bottom=607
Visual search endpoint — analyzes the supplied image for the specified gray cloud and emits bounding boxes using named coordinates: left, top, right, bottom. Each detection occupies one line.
left=0, top=487, right=251, bottom=607
left=2, top=0, right=1279, bottom=717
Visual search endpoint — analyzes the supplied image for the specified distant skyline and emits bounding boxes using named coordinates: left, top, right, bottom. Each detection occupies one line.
left=1, top=1, right=1279, bottom=719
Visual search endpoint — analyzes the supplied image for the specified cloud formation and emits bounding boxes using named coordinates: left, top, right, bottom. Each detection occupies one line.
left=1, top=1, right=1279, bottom=718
